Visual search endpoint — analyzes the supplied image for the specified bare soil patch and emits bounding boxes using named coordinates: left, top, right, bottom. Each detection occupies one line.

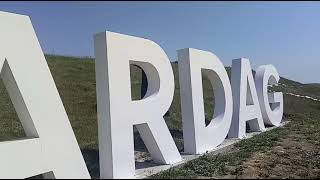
left=236, top=134, right=320, bottom=179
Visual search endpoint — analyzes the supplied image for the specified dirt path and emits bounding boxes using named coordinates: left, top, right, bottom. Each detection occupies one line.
left=237, top=134, right=320, bottom=179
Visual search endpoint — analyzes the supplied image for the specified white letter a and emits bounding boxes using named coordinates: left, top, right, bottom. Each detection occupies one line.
left=0, top=11, right=90, bottom=179
left=228, top=58, right=265, bottom=139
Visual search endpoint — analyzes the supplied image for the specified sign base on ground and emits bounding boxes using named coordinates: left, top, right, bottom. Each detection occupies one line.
left=135, top=121, right=289, bottom=179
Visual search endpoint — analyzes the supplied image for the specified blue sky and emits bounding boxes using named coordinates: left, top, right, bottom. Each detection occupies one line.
left=0, top=1, right=319, bottom=83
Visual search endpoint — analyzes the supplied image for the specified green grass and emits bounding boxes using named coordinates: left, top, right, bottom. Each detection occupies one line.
left=0, top=55, right=319, bottom=178
left=150, top=95, right=320, bottom=178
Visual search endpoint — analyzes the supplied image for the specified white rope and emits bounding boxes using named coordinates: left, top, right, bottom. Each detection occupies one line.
left=268, top=83, right=320, bottom=102
left=284, top=92, right=320, bottom=102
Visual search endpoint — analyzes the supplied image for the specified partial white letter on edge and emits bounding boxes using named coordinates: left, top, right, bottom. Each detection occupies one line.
left=0, top=11, right=90, bottom=179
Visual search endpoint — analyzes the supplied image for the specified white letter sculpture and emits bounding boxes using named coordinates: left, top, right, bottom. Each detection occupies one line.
left=0, top=12, right=90, bottom=178
left=178, top=48, right=233, bottom=154
left=255, top=65, right=283, bottom=126
left=228, top=58, right=266, bottom=139
left=94, top=31, right=182, bottom=179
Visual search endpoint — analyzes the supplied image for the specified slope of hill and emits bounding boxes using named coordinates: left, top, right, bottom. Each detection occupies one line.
left=0, top=55, right=319, bottom=179
left=306, top=83, right=320, bottom=87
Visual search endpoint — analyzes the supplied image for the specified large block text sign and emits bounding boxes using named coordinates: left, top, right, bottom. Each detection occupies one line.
left=0, top=11, right=90, bottom=179
left=94, top=32, right=182, bottom=179
left=0, top=10, right=284, bottom=179
left=178, top=48, right=233, bottom=154
left=94, top=31, right=284, bottom=179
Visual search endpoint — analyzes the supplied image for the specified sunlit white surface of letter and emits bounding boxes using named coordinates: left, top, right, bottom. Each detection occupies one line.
left=0, top=11, right=90, bottom=179
left=228, top=58, right=266, bottom=139
left=255, top=65, right=283, bottom=126
left=94, top=31, right=182, bottom=179
left=178, top=48, right=233, bottom=154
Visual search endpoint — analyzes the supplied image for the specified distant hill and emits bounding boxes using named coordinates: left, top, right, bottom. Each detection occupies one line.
left=306, top=83, right=320, bottom=87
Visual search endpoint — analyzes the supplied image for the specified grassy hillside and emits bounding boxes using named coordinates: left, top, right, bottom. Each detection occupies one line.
left=0, top=55, right=319, bottom=178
